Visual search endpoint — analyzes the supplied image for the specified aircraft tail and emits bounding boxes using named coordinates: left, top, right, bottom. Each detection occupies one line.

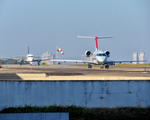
left=28, top=46, right=29, bottom=54
left=77, top=36, right=113, bottom=51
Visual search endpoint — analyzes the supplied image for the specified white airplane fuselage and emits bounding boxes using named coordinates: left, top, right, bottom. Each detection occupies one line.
left=93, top=50, right=108, bottom=65
left=49, top=35, right=147, bottom=69
left=26, top=54, right=34, bottom=64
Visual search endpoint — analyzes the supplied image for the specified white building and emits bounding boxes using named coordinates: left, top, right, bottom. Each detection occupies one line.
left=42, top=51, right=55, bottom=65
left=132, top=52, right=145, bottom=64
left=138, top=52, right=145, bottom=64
left=132, top=52, right=138, bottom=64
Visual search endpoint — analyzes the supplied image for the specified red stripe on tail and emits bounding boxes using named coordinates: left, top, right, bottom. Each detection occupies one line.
left=95, top=35, right=98, bottom=50
left=146, top=56, right=148, bottom=61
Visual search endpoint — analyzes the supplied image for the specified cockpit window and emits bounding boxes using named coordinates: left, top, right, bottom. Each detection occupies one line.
left=96, top=54, right=106, bottom=56
left=28, top=55, right=33, bottom=57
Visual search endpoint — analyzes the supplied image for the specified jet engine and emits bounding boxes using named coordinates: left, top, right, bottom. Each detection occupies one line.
left=85, top=50, right=92, bottom=57
left=105, top=51, right=110, bottom=57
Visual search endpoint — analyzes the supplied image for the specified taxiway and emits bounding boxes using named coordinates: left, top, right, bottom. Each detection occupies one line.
left=0, top=64, right=150, bottom=80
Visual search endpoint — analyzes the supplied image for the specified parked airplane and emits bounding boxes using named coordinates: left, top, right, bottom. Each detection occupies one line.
left=50, top=35, right=148, bottom=69
left=2, top=47, right=58, bottom=65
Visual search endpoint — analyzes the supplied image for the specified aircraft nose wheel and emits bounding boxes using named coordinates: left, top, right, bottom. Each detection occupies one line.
left=105, top=65, right=109, bottom=69
left=88, top=64, right=92, bottom=68
left=100, top=65, right=104, bottom=69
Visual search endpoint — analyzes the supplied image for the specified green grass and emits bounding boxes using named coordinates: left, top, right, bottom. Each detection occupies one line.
left=70, top=64, right=150, bottom=68
left=0, top=105, right=150, bottom=120
left=113, top=64, right=150, bottom=67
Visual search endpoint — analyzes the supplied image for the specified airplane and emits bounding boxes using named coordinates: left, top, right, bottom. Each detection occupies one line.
left=49, top=35, right=148, bottom=69
left=2, top=47, right=58, bottom=66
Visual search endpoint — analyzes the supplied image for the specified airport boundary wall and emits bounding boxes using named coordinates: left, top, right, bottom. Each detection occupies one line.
left=0, top=80, right=150, bottom=110
left=0, top=113, right=69, bottom=120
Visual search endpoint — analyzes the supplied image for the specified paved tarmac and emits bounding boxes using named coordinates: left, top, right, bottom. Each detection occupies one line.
left=0, top=64, right=150, bottom=80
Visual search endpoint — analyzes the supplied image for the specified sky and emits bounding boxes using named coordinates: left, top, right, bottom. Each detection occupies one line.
left=0, top=0, right=150, bottom=62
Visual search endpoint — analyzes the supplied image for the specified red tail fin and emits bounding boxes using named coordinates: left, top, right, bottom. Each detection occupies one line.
left=95, top=36, right=98, bottom=51
left=146, top=56, right=148, bottom=62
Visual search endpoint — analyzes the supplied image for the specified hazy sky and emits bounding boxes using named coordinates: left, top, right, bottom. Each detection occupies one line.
left=0, top=0, right=150, bottom=62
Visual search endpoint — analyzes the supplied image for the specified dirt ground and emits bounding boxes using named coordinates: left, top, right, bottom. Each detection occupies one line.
left=0, top=64, right=150, bottom=78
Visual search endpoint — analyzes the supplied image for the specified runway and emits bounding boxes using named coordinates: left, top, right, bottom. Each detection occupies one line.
left=0, top=64, right=150, bottom=80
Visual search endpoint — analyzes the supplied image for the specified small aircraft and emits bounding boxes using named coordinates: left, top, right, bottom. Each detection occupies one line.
left=2, top=47, right=58, bottom=65
left=50, top=35, right=148, bottom=69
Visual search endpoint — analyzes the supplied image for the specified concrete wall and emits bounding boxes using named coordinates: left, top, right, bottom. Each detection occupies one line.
left=0, top=113, right=69, bottom=120
left=0, top=81, right=150, bottom=110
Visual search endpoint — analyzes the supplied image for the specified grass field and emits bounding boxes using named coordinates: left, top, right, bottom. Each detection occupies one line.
left=72, top=63, right=150, bottom=67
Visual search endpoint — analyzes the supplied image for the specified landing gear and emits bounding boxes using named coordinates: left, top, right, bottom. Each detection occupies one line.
left=88, top=64, right=92, bottom=68
left=100, top=65, right=104, bottom=69
left=100, top=65, right=109, bottom=69
left=30, top=62, right=32, bottom=66
left=38, top=61, right=40, bottom=66
left=20, top=62, right=22, bottom=66
left=105, top=65, right=109, bottom=69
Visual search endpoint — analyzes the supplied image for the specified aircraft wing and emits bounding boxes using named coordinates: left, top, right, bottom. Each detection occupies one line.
left=49, top=59, right=95, bottom=64
left=33, top=58, right=59, bottom=62
left=14, top=56, right=26, bottom=58
left=33, top=56, right=42, bottom=58
left=2, top=57, right=23, bottom=61
left=14, top=56, right=42, bottom=58
left=105, top=57, right=148, bottom=64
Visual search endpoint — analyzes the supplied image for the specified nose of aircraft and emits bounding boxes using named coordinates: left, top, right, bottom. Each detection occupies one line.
left=28, top=57, right=34, bottom=62
left=96, top=56, right=106, bottom=63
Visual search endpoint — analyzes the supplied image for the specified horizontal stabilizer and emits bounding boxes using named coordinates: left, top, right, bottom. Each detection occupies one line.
left=97, top=36, right=113, bottom=39
left=77, top=35, right=113, bottom=51
left=77, top=36, right=95, bottom=39
left=77, top=36, right=113, bottom=39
